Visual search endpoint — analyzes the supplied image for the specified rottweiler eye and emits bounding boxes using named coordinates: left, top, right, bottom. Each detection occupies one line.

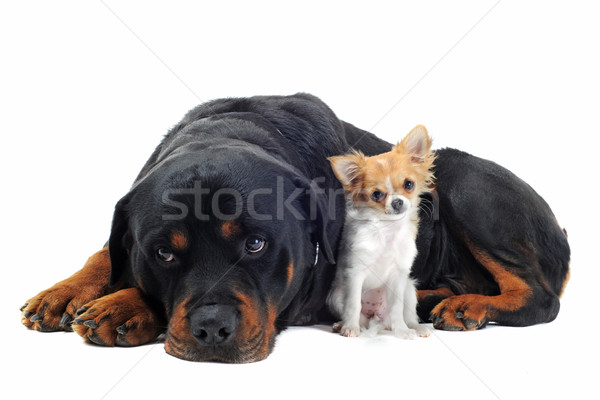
left=370, top=190, right=385, bottom=202
left=157, top=247, right=175, bottom=262
left=404, top=180, right=415, bottom=191
left=245, top=237, right=266, bottom=254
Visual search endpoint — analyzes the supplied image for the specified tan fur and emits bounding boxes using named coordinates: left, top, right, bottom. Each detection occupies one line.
left=170, top=230, right=189, bottom=251
left=329, top=125, right=435, bottom=213
left=326, top=125, right=436, bottom=339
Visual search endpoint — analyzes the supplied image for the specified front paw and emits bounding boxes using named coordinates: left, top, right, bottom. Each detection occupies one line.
left=337, top=323, right=360, bottom=338
left=332, top=321, right=343, bottom=333
left=21, top=283, right=106, bottom=332
left=414, top=325, right=431, bottom=338
left=21, top=248, right=111, bottom=332
left=392, top=328, right=418, bottom=340
left=72, top=288, right=163, bottom=347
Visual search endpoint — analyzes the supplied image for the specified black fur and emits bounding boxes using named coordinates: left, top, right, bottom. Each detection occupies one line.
left=102, top=93, right=569, bottom=360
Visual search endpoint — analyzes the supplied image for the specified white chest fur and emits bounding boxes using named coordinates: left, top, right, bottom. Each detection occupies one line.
left=340, top=207, right=418, bottom=290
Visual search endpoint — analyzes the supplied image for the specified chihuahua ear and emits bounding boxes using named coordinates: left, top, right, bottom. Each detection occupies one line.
left=399, top=125, right=433, bottom=163
left=328, top=151, right=366, bottom=189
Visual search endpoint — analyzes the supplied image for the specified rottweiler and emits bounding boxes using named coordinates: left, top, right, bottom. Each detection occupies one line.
left=21, top=93, right=570, bottom=362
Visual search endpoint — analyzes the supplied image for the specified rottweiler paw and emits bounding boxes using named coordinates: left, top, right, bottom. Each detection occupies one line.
left=429, top=295, right=490, bottom=331
left=21, top=248, right=111, bottom=332
left=72, top=288, right=162, bottom=347
left=21, top=282, right=106, bottom=332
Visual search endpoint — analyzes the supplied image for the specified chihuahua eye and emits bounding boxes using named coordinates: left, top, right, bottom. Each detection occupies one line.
left=404, top=180, right=415, bottom=191
left=370, top=190, right=385, bottom=202
left=245, top=236, right=266, bottom=254
left=157, top=247, right=175, bottom=262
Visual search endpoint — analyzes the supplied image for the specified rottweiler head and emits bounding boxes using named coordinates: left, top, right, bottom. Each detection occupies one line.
left=108, top=141, right=335, bottom=362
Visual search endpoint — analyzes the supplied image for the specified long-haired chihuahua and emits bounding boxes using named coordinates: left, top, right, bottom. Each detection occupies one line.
left=327, top=125, right=435, bottom=338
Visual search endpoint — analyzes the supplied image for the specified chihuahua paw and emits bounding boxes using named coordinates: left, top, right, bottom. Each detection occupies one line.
left=414, top=325, right=431, bottom=337
left=393, top=328, right=418, bottom=339
left=339, top=323, right=360, bottom=338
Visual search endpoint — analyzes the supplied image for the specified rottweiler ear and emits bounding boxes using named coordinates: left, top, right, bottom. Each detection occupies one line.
left=108, top=195, right=132, bottom=287
left=293, top=176, right=336, bottom=265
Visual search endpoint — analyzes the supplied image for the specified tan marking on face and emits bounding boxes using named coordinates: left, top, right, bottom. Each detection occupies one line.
left=559, top=267, right=570, bottom=298
left=221, top=220, right=241, bottom=238
left=286, top=263, right=294, bottom=287
left=170, top=230, right=188, bottom=251
left=164, top=297, right=193, bottom=358
left=262, top=302, right=277, bottom=356
left=233, top=290, right=277, bottom=362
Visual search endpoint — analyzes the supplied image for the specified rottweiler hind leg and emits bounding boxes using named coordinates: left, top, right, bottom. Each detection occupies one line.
left=21, top=248, right=112, bottom=332
left=429, top=242, right=561, bottom=331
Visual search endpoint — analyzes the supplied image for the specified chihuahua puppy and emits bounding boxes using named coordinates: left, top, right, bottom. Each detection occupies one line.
left=327, top=125, right=435, bottom=339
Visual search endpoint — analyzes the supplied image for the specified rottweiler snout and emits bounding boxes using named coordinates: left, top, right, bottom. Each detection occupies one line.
left=190, top=304, right=239, bottom=346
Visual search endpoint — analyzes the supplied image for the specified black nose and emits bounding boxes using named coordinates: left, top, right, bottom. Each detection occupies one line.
left=391, top=198, right=404, bottom=213
left=190, top=304, right=238, bottom=347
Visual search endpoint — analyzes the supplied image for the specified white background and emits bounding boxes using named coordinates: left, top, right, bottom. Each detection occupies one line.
left=2, top=1, right=598, bottom=399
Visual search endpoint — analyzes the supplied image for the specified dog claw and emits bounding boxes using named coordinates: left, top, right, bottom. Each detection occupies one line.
left=88, top=333, right=107, bottom=346
left=76, top=307, right=88, bottom=316
left=116, top=325, right=128, bottom=335
left=72, top=318, right=83, bottom=325
left=22, top=311, right=33, bottom=318
left=443, top=323, right=465, bottom=331
left=30, top=314, right=43, bottom=322
left=463, top=319, right=478, bottom=330
left=115, top=335, right=131, bottom=346
left=83, top=320, right=98, bottom=329
left=20, top=304, right=28, bottom=312
left=59, top=313, right=73, bottom=327
left=455, top=312, right=464, bottom=319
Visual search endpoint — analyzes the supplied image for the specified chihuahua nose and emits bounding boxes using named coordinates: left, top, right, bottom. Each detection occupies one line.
left=391, top=198, right=404, bottom=213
